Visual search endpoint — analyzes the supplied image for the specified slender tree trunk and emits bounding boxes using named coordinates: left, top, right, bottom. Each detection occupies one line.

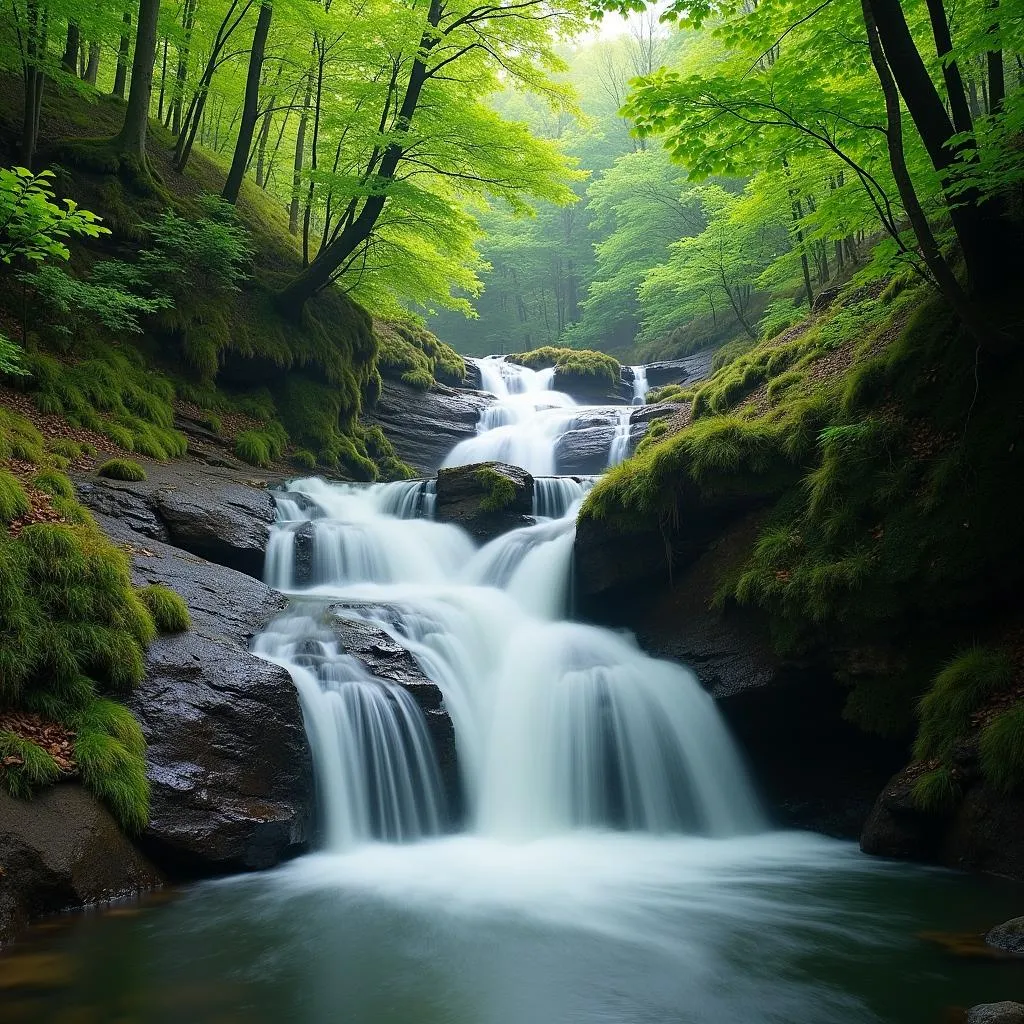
left=61, top=21, right=79, bottom=75
left=924, top=0, right=973, bottom=134
left=157, top=36, right=168, bottom=119
left=113, top=11, right=131, bottom=98
left=21, top=0, right=45, bottom=166
left=986, top=0, right=1004, bottom=113
left=222, top=4, right=271, bottom=203
left=112, top=0, right=160, bottom=169
left=290, top=73, right=312, bottom=235
left=84, top=41, right=100, bottom=83
left=169, top=0, right=196, bottom=134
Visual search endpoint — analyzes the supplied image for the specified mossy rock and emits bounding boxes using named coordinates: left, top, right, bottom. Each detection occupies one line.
left=435, top=462, right=534, bottom=542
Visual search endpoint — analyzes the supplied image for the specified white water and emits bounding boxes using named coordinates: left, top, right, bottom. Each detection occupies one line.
left=631, top=364, right=649, bottom=405
left=255, top=364, right=763, bottom=849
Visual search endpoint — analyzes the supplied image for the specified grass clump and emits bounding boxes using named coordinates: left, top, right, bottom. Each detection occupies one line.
left=138, top=584, right=191, bottom=633
left=913, top=648, right=1014, bottom=762
left=911, top=766, right=961, bottom=814
left=475, top=467, right=518, bottom=512
left=979, top=704, right=1024, bottom=795
left=291, top=449, right=317, bottom=471
left=0, top=470, right=30, bottom=523
left=0, top=731, right=61, bottom=799
left=33, top=469, right=75, bottom=499
left=97, top=458, right=147, bottom=482
left=47, top=438, right=84, bottom=460
left=235, top=430, right=279, bottom=468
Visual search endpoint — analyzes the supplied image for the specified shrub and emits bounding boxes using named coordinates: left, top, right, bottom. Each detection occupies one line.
left=913, top=648, right=1015, bottom=762
left=0, top=470, right=30, bottom=523
left=138, top=584, right=191, bottom=633
left=97, top=458, right=147, bottom=482
left=911, top=766, right=961, bottom=814
left=979, top=703, right=1024, bottom=795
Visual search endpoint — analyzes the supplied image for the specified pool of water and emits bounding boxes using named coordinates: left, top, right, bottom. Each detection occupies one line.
left=3, top=831, right=1022, bottom=1024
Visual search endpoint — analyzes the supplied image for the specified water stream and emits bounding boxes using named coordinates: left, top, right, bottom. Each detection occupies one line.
left=10, top=356, right=1023, bottom=1024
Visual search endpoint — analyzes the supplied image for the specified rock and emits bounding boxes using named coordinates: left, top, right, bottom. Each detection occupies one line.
left=0, top=785, right=161, bottom=946
left=291, top=520, right=316, bottom=586
left=553, top=369, right=632, bottom=404
left=630, top=402, right=682, bottom=426
left=555, top=423, right=615, bottom=475
left=985, top=917, right=1024, bottom=955
left=859, top=766, right=945, bottom=861
left=327, top=610, right=461, bottom=822
left=967, top=1003, right=1024, bottom=1024
left=435, top=461, right=534, bottom=541
left=364, top=378, right=493, bottom=473
left=78, top=461, right=279, bottom=579
left=643, top=350, right=716, bottom=389
left=84, top=499, right=314, bottom=877
left=812, top=286, right=842, bottom=313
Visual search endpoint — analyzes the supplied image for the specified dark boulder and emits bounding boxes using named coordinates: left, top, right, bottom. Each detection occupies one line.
left=78, top=461, right=278, bottom=579
left=553, top=369, right=632, bottom=404
left=435, top=461, right=533, bottom=541
left=555, top=423, right=615, bottom=475
left=812, top=286, right=842, bottom=313
left=327, top=610, right=461, bottom=822
left=83, top=495, right=314, bottom=878
left=967, top=1004, right=1024, bottom=1024
left=0, top=785, right=161, bottom=946
left=985, top=917, right=1024, bottom=955
left=642, top=350, right=716, bottom=389
left=364, top=378, right=493, bottom=473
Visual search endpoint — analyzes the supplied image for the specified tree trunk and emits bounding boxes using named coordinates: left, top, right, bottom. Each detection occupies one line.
left=84, top=41, right=100, bottom=84
left=21, top=0, right=46, bottom=166
left=864, top=0, right=1013, bottom=296
left=112, top=0, right=160, bottom=169
left=62, top=22, right=80, bottom=75
left=986, top=0, right=1004, bottom=113
left=113, top=11, right=131, bottom=98
left=224, top=29, right=266, bottom=199
left=157, top=36, right=168, bottom=119
left=169, top=0, right=197, bottom=134
left=278, top=0, right=441, bottom=315
left=289, top=73, right=312, bottom=234
left=924, top=0, right=973, bottom=134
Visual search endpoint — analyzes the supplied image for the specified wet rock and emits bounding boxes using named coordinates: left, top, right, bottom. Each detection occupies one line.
left=327, top=611, right=462, bottom=823
left=859, top=766, right=946, bottom=861
left=85, top=504, right=314, bottom=878
left=643, top=350, right=716, bottom=388
left=555, top=423, right=615, bottom=475
left=0, top=785, right=162, bottom=946
left=435, top=461, right=533, bottom=542
left=553, top=369, right=632, bottom=404
left=364, top=378, right=493, bottom=474
left=291, top=520, right=316, bottom=586
left=77, top=461, right=278, bottom=579
left=985, top=918, right=1024, bottom=955
left=967, top=1003, right=1024, bottom=1024
left=630, top=402, right=681, bottom=426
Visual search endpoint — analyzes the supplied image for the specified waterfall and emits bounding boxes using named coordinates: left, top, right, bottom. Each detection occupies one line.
left=255, top=434, right=764, bottom=850
left=631, top=365, right=649, bottom=405
left=608, top=408, right=633, bottom=466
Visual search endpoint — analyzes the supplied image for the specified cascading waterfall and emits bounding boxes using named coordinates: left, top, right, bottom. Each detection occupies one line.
left=254, top=367, right=764, bottom=850
left=608, top=408, right=633, bottom=466
left=631, top=364, right=649, bottom=405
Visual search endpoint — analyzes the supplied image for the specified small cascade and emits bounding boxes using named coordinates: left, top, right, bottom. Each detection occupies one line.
left=533, top=476, right=595, bottom=519
left=253, top=608, right=446, bottom=849
left=607, top=408, right=633, bottom=467
left=631, top=365, right=649, bottom=405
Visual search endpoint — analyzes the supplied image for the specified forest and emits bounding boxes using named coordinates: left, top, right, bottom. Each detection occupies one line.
left=0, top=0, right=1023, bottom=1018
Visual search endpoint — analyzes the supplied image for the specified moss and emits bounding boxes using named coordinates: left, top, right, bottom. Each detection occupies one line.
left=97, top=458, right=147, bottom=482
left=911, top=766, right=961, bottom=814
left=979, top=703, right=1024, bottom=794
left=0, top=731, right=61, bottom=799
left=475, top=468, right=518, bottom=512
left=508, top=346, right=620, bottom=389
left=712, top=338, right=755, bottom=371
left=376, top=321, right=465, bottom=388
left=636, top=418, right=670, bottom=455
left=913, top=648, right=1015, bottom=762
left=291, top=449, right=317, bottom=471
left=766, top=371, right=803, bottom=404
left=0, top=471, right=31, bottom=524
left=647, top=384, right=694, bottom=405
left=138, top=584, right=191, bottom=633
left=0, top=407, right=45, bottom=465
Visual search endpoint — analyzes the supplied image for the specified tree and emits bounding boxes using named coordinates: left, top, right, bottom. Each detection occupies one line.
left=110, top=0, right=161, bottom=174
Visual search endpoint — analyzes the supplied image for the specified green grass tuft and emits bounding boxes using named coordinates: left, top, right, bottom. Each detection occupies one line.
left=979, top=703, right=1024, bottom=795
left=74, top=720, right=149, bottom=832
left=0, top=731, right=61, bottom=799
left=0, top=470, right=31, bottom=524
left=138, top=584, right=191, bottom=633
left=97, top=458, right=147, bottom=482
left=911, top=766, right=961, bottom=814
left=33, top=469, right=75, bottom=499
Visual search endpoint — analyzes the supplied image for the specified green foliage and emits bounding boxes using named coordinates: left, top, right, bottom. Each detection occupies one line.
left=766, top=371, right=802, bottom=404
left=712, top=338, right=756, bottom=371
left=291, top=449, right=317, bottom=471
left=0, top=332, right=27, bottom=376
left=48, top=438, right=84, bottom=460
left=509, top=347, right=620, bottom=388
left=97, top=459, right=147, bottom=482
left=979, top=704, right=1024, bottom=795
left=138, top=584, right=191, bottom=634
left=0, top=167, right=108, bottom=265
left=74, top=715, right=149, bottom=833
left=911, top=767, right=961, bottom=814
left=0, top=406, right=45, bottom=465
left=0, top=732, right=60, bottom=800
left=235, top=431, right=275, bottom=468
left=475, top=468, right=518, bottom=512
left=376, top=322, right=465, bottom=388
left=32, top=469, right=75, bottom=499
left=913, top=649, right=1014, bottom=762
left=0, top=471, right=30, bottom=524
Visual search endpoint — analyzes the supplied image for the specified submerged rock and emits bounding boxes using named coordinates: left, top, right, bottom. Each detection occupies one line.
left=328, top=611, right=462, bottom=824
left=967, top=1003, right=1024, bottom=1024
left=83, top=499, right=314, bottom=878
left=986, top=917, right=1024, bottom=955
left=364, top=378, right=493, bottom=474
left=435, top=461, right=534, bottom=541
left=0, top=786, right=161, bottom=946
